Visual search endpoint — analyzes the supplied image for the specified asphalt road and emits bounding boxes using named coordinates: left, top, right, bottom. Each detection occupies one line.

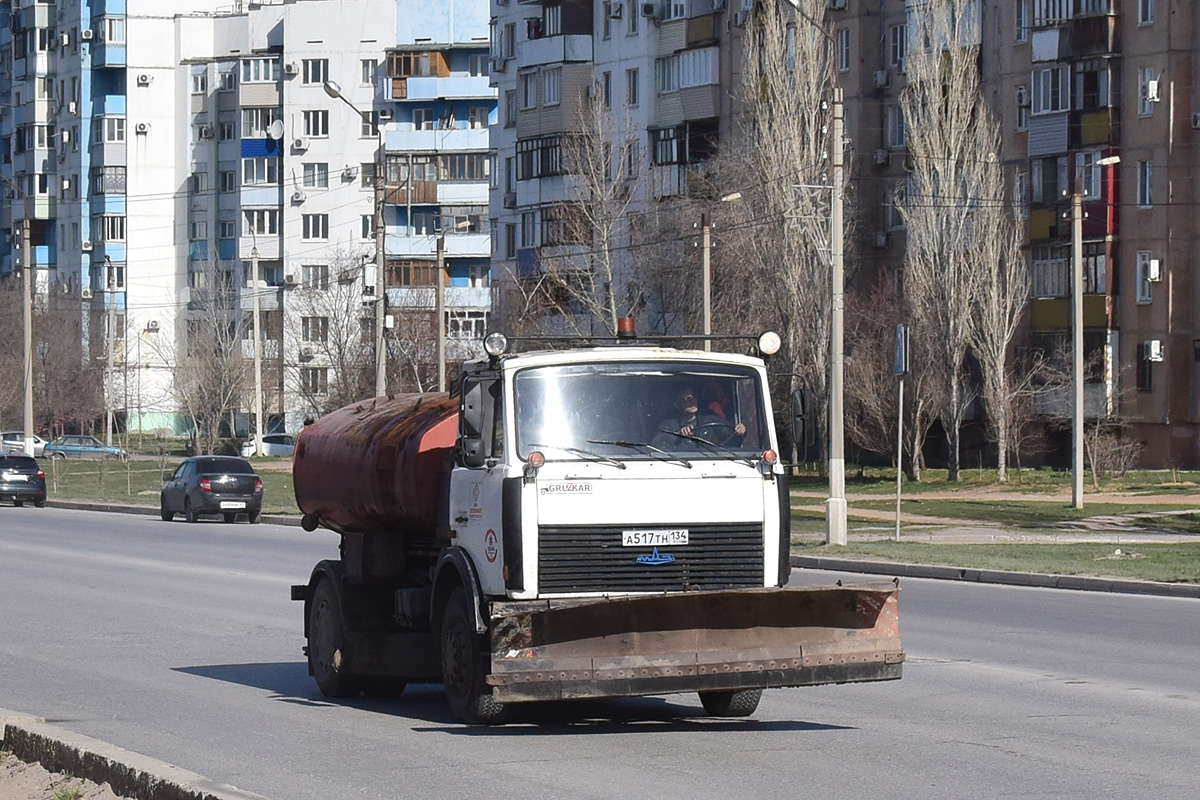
left=2, top=506, right=1198, bottom=799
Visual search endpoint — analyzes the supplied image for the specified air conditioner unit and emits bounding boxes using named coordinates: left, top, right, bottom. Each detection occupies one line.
left=827, top=0, right=847, bottom=9
left=873, top=70, right=891, bottom=89
left=136, top=73, right=152, bottom=86
left=293, top=137, right=308, bottom=150
left=1147, top=258, right=1162, bottom=282
left=1016, top=87, right=1029, bottom=107
left=342, top=166, right=357, bottom=181
left=1146, top=79, right=1161, bottom=103
left=1143, top=340, right=1164, bottom=362
left=490, top=57, right=507, bottom=73
left=503, top=191, right=517, bottom=209
left=60, top=33, right=69, bottom=48
left=609, top=3, right=623, bottom=18
left=284, top=273, right=298, bottom=286
left=300, top=345, right=315, bottom=358
left=874, top=149, right=890, bottom=166
left=874, top=231, right=890, bottom=249
left=199, top=124, right=212, bottom=139
left=80, top=288, right=93, bottom=300
left=284, top=62, right=299, bottom=75
left=145, top=320, right=160, bottom=332
left=641, top=3, right=659, bottom=19
left=68, top=102, right=78, bottom=114
left=135, top=122, right=150, bottom=134
left=291, top=190, right=306, bottom=203
left=81, top=240, right=93, bottom=252
left=60, top=129, right=70, bottom=143
left=378, top=108, right=394, bottom=121
left=80, top=29, right=94, bottom=41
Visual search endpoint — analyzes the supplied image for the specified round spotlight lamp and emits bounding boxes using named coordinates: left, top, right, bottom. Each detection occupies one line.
left=757, top=331, right=782, bottom=356
left=483, top=331, right=509, bottom=357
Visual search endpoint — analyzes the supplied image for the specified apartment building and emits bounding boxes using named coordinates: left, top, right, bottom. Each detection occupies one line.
left=1, top=0, right=494, bottom=437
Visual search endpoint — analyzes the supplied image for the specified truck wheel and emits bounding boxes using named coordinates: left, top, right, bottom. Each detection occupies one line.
left=699, top=689, right=762, bottom=717
left=308, top=579, right=362, bottom=698
left=440, top=587, right=506, bottom=725
left=361, top=677, right=407, bottom=698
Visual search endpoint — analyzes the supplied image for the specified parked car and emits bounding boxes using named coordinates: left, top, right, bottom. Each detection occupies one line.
left=43, top=435, right=128, bottom=461
left=0, top=431, right=48, bottom=457
left=160, top=456, right=263, bottom=524
left=0, top=455, right=47, bottom=507
left=240, top=433, right=295, bottom=458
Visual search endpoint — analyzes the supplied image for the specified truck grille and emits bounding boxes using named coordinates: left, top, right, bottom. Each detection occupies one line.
left=538, top=524, right=764, bottom=593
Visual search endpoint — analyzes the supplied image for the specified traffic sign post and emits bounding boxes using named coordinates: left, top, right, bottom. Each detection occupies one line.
left=894, top=324, right=909, bottom=541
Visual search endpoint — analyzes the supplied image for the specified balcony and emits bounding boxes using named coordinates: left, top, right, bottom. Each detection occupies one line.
left=1070, top=108, right=1119, bottom=148
left=398, top=76, right=494, bottom=101
left=1029, top=294, right=1115, bottom=331
left=385, top=127, right=488, bottom=153
left=518, top=34, right=593, bottom=68
left=386, top=285, right=491, bottom=311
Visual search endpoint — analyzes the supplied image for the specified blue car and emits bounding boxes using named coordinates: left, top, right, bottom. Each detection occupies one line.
left=43, top=435, right=128, bottom=461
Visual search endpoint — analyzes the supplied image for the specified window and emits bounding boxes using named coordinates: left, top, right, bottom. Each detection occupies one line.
left=190, top=172, right=209, bottom=194
left=219, top=121, right=236, bottom=141
left=1081, top=241, right=1106, bottom=294
left=469, top=53, right=488, bottom=77
left=361, top=59, right=378, bottom=85
left=90, top=166, right=126, bottom=195
left=504, top=90, right=517, bottom=127
left=1032, top=245, right=1069, bottom=297
left=889, top=24, right=907, bottom=68
left=219, top=171, right=236, bottom=193
left=243, top=208, right=279, bottom=236
left=302, top=59, right=329, bottom=85
left=303, top=163, right=329, bottom=188
left=625, top=138, right=640, bottom=179
left=604, top=2, right=615, bottom=38
left=1136, top=251, right=1154, bottom=304
left=544, top=68, right=561, bottom=106
left=626, top=68, right=638, bottom=107
left=469, top=106, right=489, bottom=130
left=887, top=106, right=906, bottom=148
left=505, top=223, right=517, bottom=259
left=544, top=4, right=562, bottom=36
left=95, top=117, right=125, bottom=143
left=1030, top=155, right=1067, bottom=203
left=1016, top=85, right=1030, bottom=131
left=241, top=57, right=280, bottom=83
left=1015, top=172, right=1030, bottom=219
left=1074, top=60, right=1112, bottom=111
left=1138, top=67, right=1157, bottom=116
left=602, top=71, right=612, bottom=108
left=191, top=69, right=208, bottom=95
left=361, top=110, right=379, bottom=138
left=242, top=157, right=279, bottom=185
left=1032, top=65, right=1069, bottom=114
left=388, top=261, right=438, bottom=286
left=1016, top=0, right=1030, bottom=42
left=503, top=22, right=516, bottom=58
left=303, top=110, right=330, bottom=137
left=516, top=135, right=562, bottom=180
left=190, top=221, right=208, bottom=240
left=439, top=153, right=489, bottom=181
left=1077, top=151, right=1101, bottom=199
left=301, top=368, right=329, bottom=395
left=302, top=263, right=330, bottom=290
left=242, top=107, right=282, bottom=138
left=1136, top=347, right=1152, bottom=393
left=885, top=184, right=906, bottom=230
left=104, top=17, right=126, bottom=44
left=219, top=67, right=236, bottom=91
left=413, top=108, right=434, bottom=130
left=666, top=0, right=687, bottom=20
left=629, top=0, right=640, bottom=33
left=1137, top=160, right=1153, bottom=207
left=440, top=206, right=489, bottom=234
left=447, top=310, right=489, bottom=340
left=302, top=214, right=330, bottom=240
left=837, top=29, right=850, bottom=72
left=1138, top=0, right=1154, bottom=24
left=219, top=220, right=237, bottom=239
left=302, top=316, right=329, bottom=343
left=361, top=215, right=374, bottom=240
left=95, top=215, right=125, bottom=242
left=519, top=72, right=537, bottom=109
left=655, top=48, right=718, bottom=93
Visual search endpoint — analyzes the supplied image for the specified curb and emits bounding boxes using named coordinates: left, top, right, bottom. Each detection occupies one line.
left=45, top=499, right=302, bottom=527
left=792, top=555, right=1200, bottom=599
left=0, top=710, right=271, bottom=800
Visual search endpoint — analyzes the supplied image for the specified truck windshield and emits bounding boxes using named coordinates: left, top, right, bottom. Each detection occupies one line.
left=514, top=361, right=768, bottom=461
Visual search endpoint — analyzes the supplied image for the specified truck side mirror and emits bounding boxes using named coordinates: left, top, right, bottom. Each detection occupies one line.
left=459, top=439, right=485, bottom=468
left=459, top=379, right=486, bottom=468
left=791, top=389, right=812, bottom=454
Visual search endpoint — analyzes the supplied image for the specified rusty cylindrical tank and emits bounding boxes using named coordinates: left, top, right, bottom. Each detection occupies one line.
left=293, top=394, right=458, bottom=554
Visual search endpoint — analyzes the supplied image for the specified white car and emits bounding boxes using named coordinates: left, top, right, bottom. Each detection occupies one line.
left=241, top=433, right=296, bottom=458
left=0, top=431, right=48, bottom=457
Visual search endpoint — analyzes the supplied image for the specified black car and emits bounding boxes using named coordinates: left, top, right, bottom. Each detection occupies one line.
left=160, top=456, right=263, bottom=523
left=0, top=455, right=47, bottom=507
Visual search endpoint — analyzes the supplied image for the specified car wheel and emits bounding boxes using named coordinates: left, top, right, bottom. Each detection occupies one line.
left=308, top=578, right=362, bottom=698
left=34, top=499, right=45, bottom=508
left=13, top=500, right=23, bottom=508
left=223, top=513, right=237, bottom=523
left=185, top=498, right=198, bottom=524
left=440, top=586, right=507, bottom=725
left=247, top=510, right=261, bottom=524
left=50, top=452, right=65, bottom=461
left=698, top=688, right=762, bottom=717
left=160, top=494, right=174, bottom=522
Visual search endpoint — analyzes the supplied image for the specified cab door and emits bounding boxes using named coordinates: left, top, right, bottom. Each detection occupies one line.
left=448, top=374, right=506, bottom=595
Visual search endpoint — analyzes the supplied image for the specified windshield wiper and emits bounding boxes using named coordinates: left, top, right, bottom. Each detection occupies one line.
left=586, top=439, right=693, bottom=469
left=524, top=443, right=626, bottom=470
left=656, top=430, right=756, bottom=467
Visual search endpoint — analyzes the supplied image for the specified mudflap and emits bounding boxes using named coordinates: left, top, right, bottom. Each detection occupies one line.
left=486, top=582, right=904, bottom=703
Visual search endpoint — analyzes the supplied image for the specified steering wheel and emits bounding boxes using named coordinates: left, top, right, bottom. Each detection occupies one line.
left=694, top=420, right=736, bottom=446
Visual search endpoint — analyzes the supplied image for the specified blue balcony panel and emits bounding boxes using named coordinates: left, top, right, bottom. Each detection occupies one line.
left=98, top=94, right=126, bottom=116
left=95, top=193, right=126, bottom=214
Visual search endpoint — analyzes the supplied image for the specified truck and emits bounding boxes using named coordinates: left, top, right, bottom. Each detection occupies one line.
left=290, top=326, right=903, bottom=724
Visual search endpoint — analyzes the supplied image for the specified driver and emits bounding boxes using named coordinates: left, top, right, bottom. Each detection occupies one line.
left=653, top=386, right=745, bottom=449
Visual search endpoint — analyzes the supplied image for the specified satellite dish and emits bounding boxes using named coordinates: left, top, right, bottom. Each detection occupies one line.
left=268, top=120, right=285, bottom=140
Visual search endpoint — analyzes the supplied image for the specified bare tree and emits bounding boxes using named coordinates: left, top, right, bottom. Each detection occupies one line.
left=719, top=0, right=842, bottom=472
left=899, top=0, right=1004, bottom=481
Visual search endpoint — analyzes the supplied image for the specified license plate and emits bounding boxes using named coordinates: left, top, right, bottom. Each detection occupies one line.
left=220, top=501, right=246, bottom=510
left=2, top=473, right=26, bottom=481
left=622, top=529, right=688, bottom=547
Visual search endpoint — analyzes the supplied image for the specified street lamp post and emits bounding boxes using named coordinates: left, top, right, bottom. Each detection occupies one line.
left=105, top=255, right=116, bottom=448
left=1071, top=154, right=1119, bottom=510
left=22, top=220, right=33, bottom=457
left=251, top=245, right=264, bottom=457
left=323, top=80, right=387, bottom=398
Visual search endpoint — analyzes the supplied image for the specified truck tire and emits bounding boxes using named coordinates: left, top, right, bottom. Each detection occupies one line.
left=699, top=688, right=762, bottom=717
left=440, top=587, right=506, bottom=725
left=308, top=578, right=362, bottom=698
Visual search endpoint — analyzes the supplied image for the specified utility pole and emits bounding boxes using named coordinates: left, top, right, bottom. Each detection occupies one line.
left=251, top=246, right=264, bottom=457
left=826, top=87, right=847, bottom=546
left=436, top=234, right=446, bottom=392
left=373, top=140, right=386, bottom=398
left=22, top=220, right=34, bottom=457
left=105, top=256, right=116, bottom=448
left=701, top=212, right=711, bottom=352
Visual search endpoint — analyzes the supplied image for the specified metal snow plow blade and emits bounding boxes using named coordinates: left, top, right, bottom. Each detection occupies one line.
left=486, top=582, right=903, bottom=703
